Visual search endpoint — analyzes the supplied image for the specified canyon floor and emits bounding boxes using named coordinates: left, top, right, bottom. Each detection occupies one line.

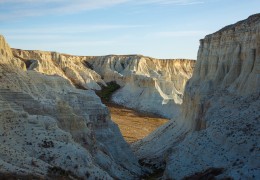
left=105, top=102, right=169, bottom=143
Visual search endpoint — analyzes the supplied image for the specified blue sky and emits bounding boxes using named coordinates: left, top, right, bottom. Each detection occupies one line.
left=0, top=0, right=259, bottom=59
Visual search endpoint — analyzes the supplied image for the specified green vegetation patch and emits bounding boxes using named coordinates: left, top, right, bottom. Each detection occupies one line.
left=96, top=81, right=120, bottom=102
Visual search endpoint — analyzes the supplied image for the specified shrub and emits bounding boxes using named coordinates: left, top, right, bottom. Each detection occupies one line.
left=96, top=81, right=120, bottom=102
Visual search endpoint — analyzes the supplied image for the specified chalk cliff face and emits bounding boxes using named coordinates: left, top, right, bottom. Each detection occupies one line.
left=10, top=38, right=195, bottom=177
left=86, top=56, right=194, bottom=118
left=133, top=14, right=260, bottom=179
left=182, top=13, right=260, bottom=130
left=12, top=50, right=195, bottom=119
left=12, top=49, right=105, bottom=90
left=2, top=13, right=259, bottom=180
left=0, top=35, right=142, bottom=179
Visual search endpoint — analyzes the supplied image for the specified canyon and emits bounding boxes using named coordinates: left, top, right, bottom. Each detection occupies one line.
left=0, top=35, right=142, bottom=179
left=0, top=13, right=259, bottom=179
left=0, top=33, right=193, bottom=179
left=12, top=50, right=195, bottom=119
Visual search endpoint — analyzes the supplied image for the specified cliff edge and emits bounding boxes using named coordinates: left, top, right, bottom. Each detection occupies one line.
left=0, top=35, right=142, bottom=179
left=133, top=14, right=260, bottom=179
left=12, top=50, right=195, bottom=119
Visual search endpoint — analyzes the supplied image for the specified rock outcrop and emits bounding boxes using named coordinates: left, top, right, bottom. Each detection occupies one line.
left=1, top=33, right=194, bottom=179
left=133, top=14, right=260, bottom=179
left=12, top=50, right=195, bottom=119
left=12, top=49, right=105, bottom=90
left=0, top=35, right=142, bottom=179
left=2, top=13, right=259, bottom=180
left=86, top=56, right=194, bottom=118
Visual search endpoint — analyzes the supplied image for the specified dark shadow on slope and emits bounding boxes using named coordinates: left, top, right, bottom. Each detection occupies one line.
left=183, top=168, right=233, bottom=180
left=96, top=81, right=120, bottom=102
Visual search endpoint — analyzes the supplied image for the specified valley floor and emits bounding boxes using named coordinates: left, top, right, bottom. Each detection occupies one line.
left=105, top=102, right=168, bottom=143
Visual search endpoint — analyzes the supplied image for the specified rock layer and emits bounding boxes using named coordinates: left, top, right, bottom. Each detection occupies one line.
left=133, top=14, right=260, bottom=179
left=12, top=50, right=195, bottom=119
left=1, top=35, right=142, bottom=179
left=12, top=49, right=105, bottom=90
left=86, top=56, right=194, bottom=118
left=9, top=36, right=195, bottom=178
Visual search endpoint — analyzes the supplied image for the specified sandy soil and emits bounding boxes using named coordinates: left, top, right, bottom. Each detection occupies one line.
left=106, top=103, right=168, bottom=143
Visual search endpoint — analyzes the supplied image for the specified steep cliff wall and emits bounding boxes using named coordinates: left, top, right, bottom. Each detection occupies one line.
left=133, top=14, right=260, bottom=179
left=0, top=35, right=142, bottom=179
left=12, top=50, right=195, bottom=119
left=182, top=13, right=260, bottom=130
left=12, top=49, right=105, bottom=90
left=86, top=56, right=194, bottom=118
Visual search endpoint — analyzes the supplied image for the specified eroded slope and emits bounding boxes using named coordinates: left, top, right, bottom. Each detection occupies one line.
left=87, top=55, right=194, bottom=119
left=0, top=35, right=142, bottom=179
left=12, top=50, right=195, bottom=119
left=133, top=14, right=260, bottom=179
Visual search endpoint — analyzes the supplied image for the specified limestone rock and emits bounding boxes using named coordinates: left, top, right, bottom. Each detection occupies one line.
left=13, top=50, right=195, bottom=119
left=86, top=55, right=195, bottom=119
left=0, top=35, right=142, bottom=179
left=12, top=49, right=105, bottom=90
left=133, top=14, right=260, bottom=179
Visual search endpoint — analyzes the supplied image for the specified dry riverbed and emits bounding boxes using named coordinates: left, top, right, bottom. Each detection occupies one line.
left=105, top=102, right=168, bottom=143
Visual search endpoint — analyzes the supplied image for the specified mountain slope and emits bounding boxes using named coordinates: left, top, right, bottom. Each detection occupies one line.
left=133, top=14, right=260, bottom=179
left=12, top=50, right=195, bottom=119
left=0, top=35, right=142, bottom=179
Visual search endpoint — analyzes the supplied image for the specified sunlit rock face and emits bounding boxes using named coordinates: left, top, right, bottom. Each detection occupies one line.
left=13, top=50, right=195, bottom=119
left=11, top=37, right=195, bottom=178
left=133, top=14, right=260, bottom=179
left=86, top=56, right=195, bottom=119
left=1, top=35, right=142, bottom=179
left=182, top=13, right=260, bottom=131
left=12, top=49, right=105, bottom=90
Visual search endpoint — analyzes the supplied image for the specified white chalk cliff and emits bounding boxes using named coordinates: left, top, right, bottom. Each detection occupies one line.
left=12, top=51, right=194, bottom=119
left=133, top=14, right=260, bottom=179
left=86, top=56, right=194, bottom=118
left=12, top=49, right=106, bottom=90
left=0, top=35, right=142, bottom=179
left=1, top=13, right=259, bottom=180
left=1, top=34, right=193, bottom=179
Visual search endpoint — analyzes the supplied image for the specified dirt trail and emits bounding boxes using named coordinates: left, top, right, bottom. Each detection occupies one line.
left=105, top=103, right=168, bottom=143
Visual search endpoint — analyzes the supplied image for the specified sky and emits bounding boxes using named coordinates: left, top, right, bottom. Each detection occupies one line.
left=0, top=0, right=259, bottom=59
